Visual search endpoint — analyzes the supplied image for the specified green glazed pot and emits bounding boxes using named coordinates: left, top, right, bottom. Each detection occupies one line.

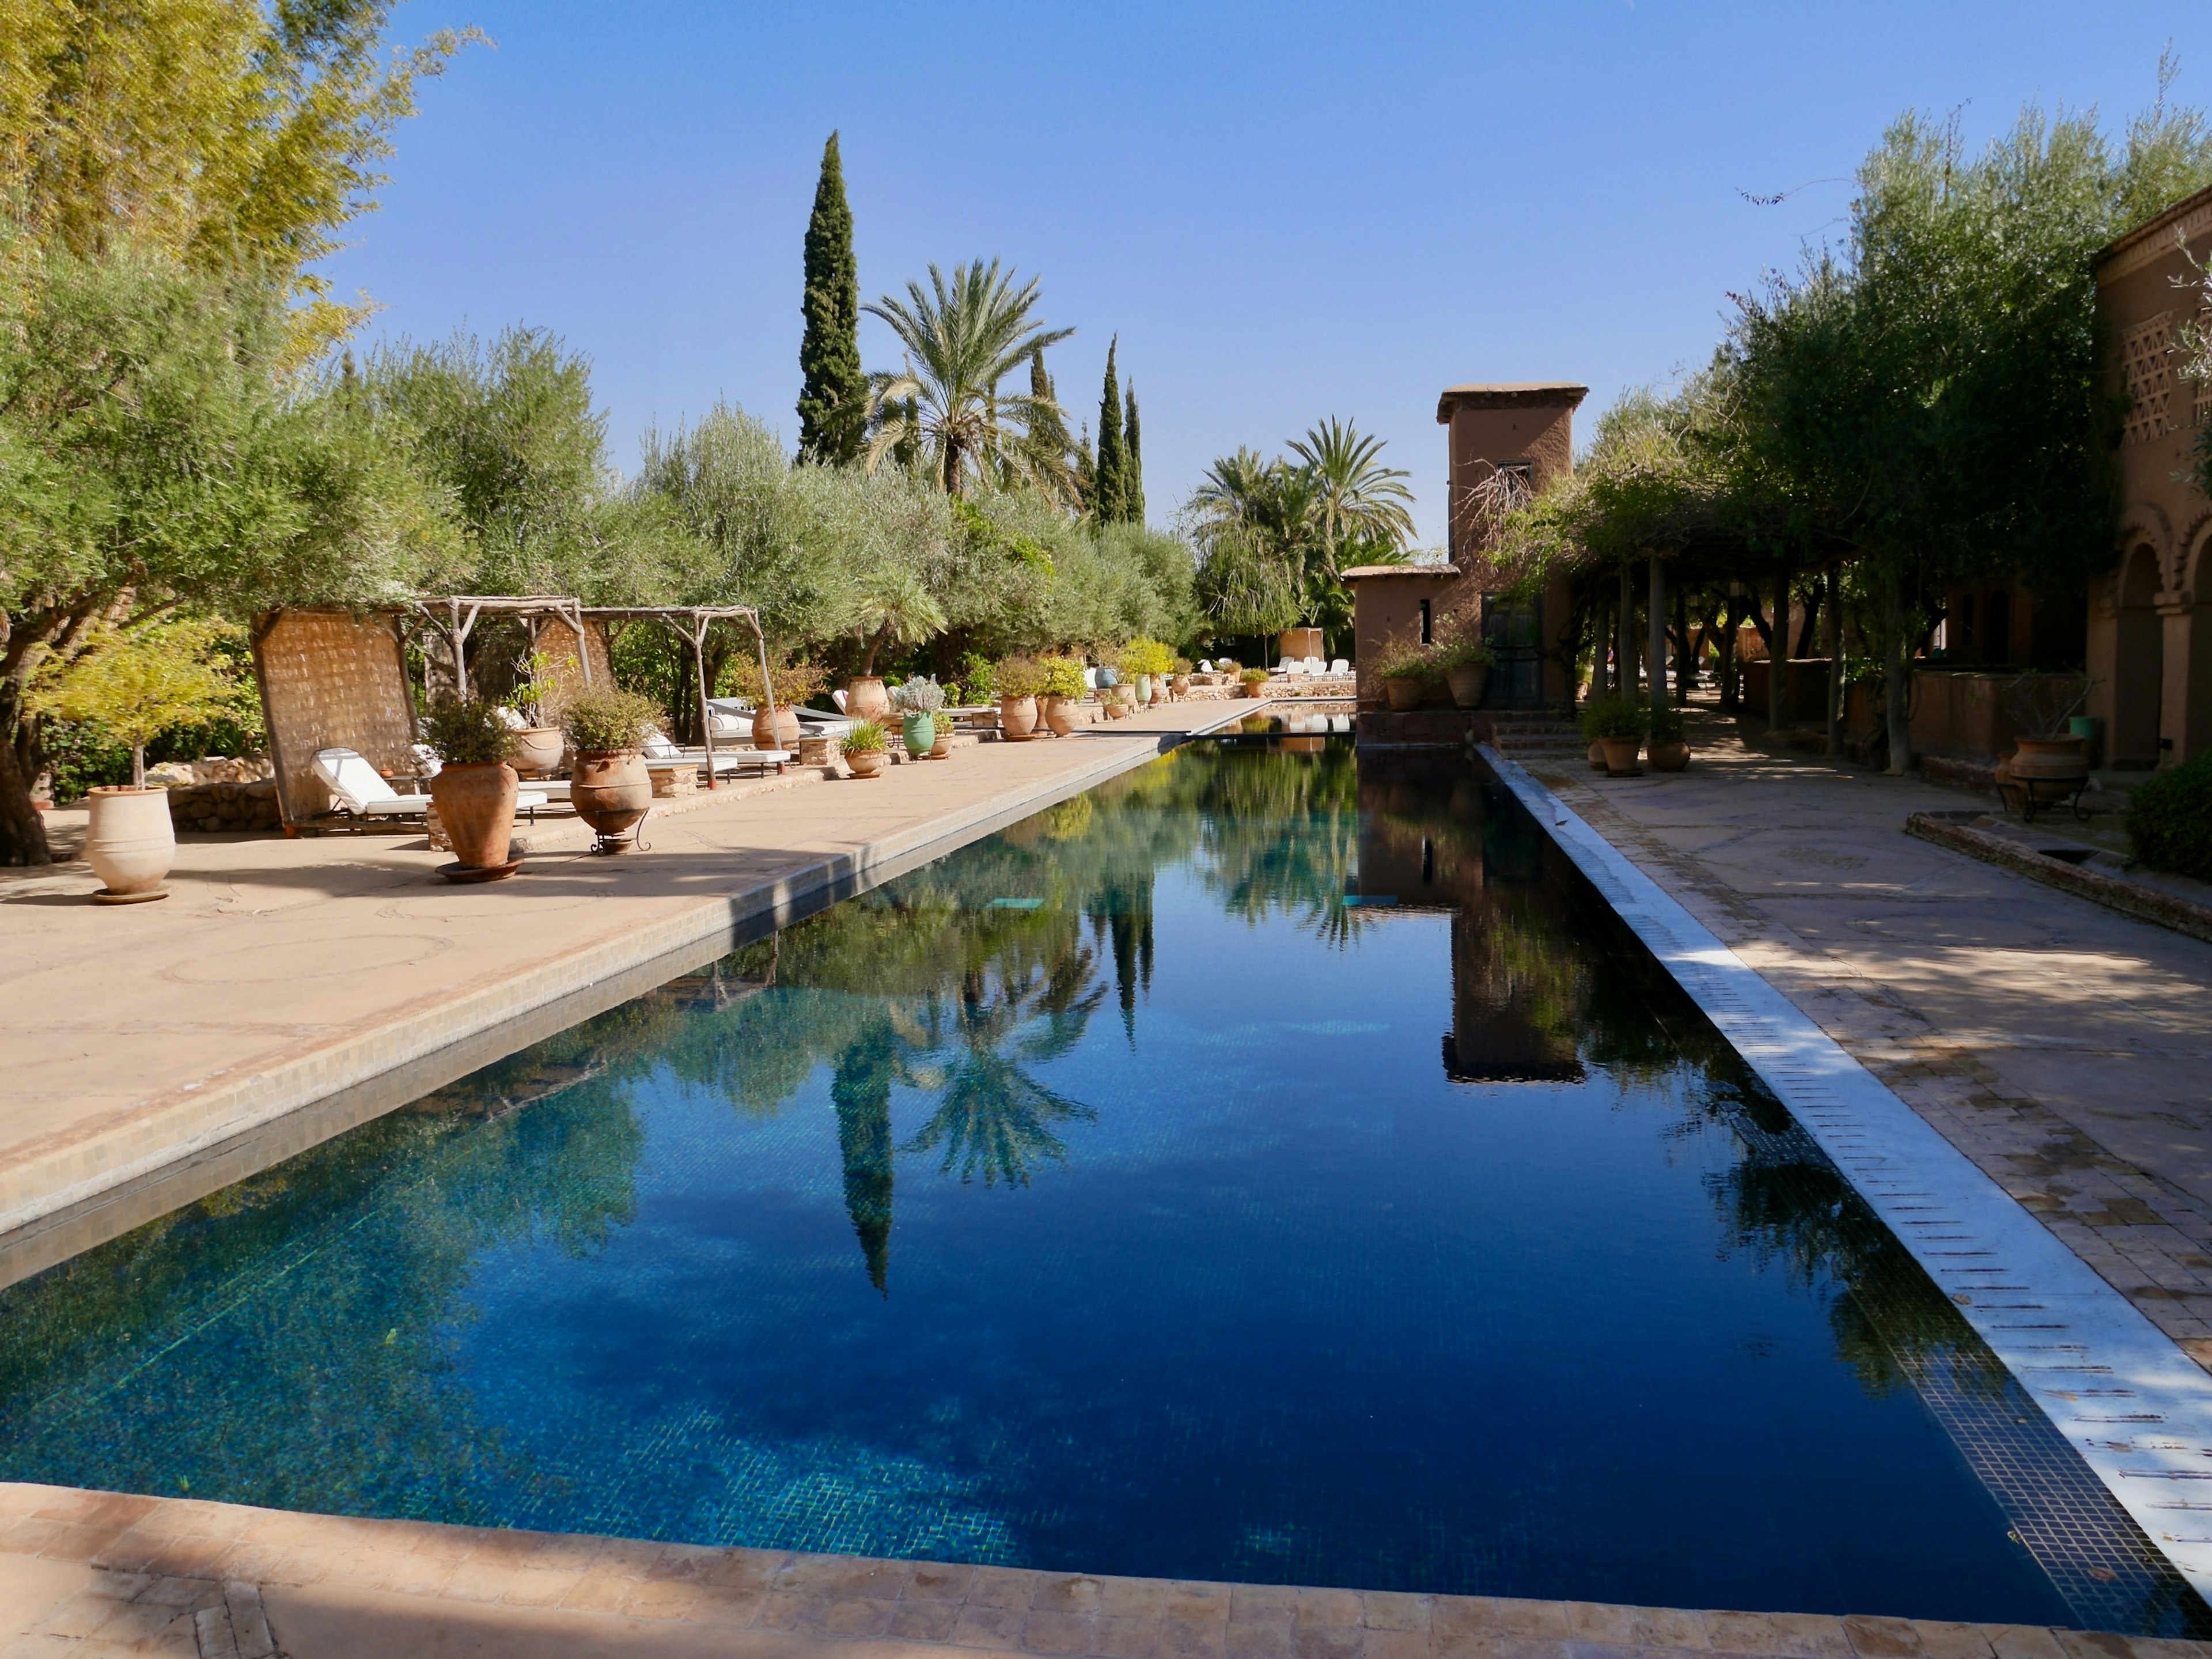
left=902, top=713, right=935, bottom=757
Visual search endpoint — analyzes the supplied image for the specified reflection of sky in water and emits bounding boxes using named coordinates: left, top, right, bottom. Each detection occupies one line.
left=0, top=741, right=2194, bottom=1631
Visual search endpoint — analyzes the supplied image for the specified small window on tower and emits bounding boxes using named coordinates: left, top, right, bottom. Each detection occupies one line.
left=1419, top=600, right=1433, bottom=645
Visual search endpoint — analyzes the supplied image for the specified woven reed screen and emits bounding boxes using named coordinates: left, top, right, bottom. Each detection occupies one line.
left=252, top=609, right=415, bottom=823
left=531, top=616, right=612, bottom=720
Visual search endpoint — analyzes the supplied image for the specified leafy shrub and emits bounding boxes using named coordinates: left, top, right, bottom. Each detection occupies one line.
left=560, top=688, right=660, bottom=753
left=422, top=695, right=516, bottom=766
left=1118, top=637, right=1176, bottom=678
left=2126, top=753, right=2212, bottom=881
left=1238, top=666, right=1270, bottom=685
left=841, top=719, right=888, bottom=756
left=1578, top=694, right=1650, bottom=742
left=1431, top=612, right=1493, bottom=671
left=996, top=656, right=1047, bottom=699
left=723, top=653, right=829, bottom=710
left=1369, top=634, right=1435, bottom=681
left=1040, top=656, right=1088, bottom=699
left=1649, top=705, right=1686, bottom=744
left=956, top=652, right=998, bottom=704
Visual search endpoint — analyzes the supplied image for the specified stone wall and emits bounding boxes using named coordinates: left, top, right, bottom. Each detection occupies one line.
left=165, top=780, right=282, bottom=834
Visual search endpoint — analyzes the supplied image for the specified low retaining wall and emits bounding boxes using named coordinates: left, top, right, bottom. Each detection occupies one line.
left=1906, top=810, right=2212, bottom=946
left=165, top=779, right=282, bottom=834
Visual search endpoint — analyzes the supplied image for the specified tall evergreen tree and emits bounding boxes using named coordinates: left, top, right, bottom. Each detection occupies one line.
left=1123, top=384, right=1145, bottom=525
left=1094, top=336, right=1126, bottom=522
left=796, top=132, right=865, bottom=463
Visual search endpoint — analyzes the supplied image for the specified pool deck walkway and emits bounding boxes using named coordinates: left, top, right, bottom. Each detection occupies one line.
left=1515, top=707, right=2212, bottom=1370
left=0, top=1480, right=2174, bottom=1659
left=0, top=700, right=1264, bottom=1288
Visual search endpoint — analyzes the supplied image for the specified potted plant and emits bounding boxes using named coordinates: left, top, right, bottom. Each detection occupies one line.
left=561, top=688, right=659, bottom=851
left=1433, top=617, right=1494, bottom=709
left=997, top=656, right=1046, bottom=741
left=894, top=677, right=945, bottom=758
left=728, top=654, right=824, bottom=750
left=30, top=618, right=241, bottom=902
left=846, top=569, right=947, bottom=724
left=1040, top=656, right=1088, bottom=736
left=507, top=651, right=566, bottom=774
left=842, top=719, right=889, bottom=778
left=1171, top=657, right=1194, bottom=699
left=1119, top=638, right=1176, bottom=706
left=1238, top=666, right=1271, bottom=699
left=1579, top=694, right=1650, bottom=775
left=422, top=694, right=522, bottom=875
left=1649, top=706, right=1691, bottom=771
left=1372, top=637, right=1433, bottom=711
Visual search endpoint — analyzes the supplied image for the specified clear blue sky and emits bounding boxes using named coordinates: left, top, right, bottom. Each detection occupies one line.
left=326, top=1, right=2212, bottom=547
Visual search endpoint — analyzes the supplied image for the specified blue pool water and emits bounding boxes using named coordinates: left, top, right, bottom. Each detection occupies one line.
left=0, top=737, right=2200, bottom=1630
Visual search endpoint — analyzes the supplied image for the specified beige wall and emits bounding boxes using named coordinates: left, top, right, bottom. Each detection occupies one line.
left=2093, top=196, right=2212, bottom=767
left=1349, top=572, right=1475, bottom=707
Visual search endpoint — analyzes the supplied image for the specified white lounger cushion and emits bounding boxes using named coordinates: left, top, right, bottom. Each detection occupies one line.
left=314, top=748, right=429, bottom=815
left=1328, top=658, right=1350, bottom=675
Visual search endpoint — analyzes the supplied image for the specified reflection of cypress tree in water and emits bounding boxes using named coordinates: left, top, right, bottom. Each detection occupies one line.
left=1087, top=878, right=1155, bottom=1043
left=831, top=1024, right=899, bottom=1294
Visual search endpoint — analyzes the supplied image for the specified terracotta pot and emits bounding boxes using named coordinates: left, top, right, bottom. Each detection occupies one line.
left=429, top=762, right=521, bottom=871
left=846, top=748, right=887, bottom=778
left=1601, top=737, right=1642, bottom=775
left=1171, top=674, right=1191, bottom=699
left=999, top=694, right=1039, bottom=741
left=1382, top=677, right=1423, bottom=712
left=509, top=726, right=565, bottom=774
left=1044, top=695, right=1079, bottom=737
left=1445, top=664, right=1489, bottom=709
left=929, top=721, right=953, bottom=759
left=85, top=786, right=175, bottom=899
left=1150, top=679, right=1168, bottom=705
left=1650, top=738, right=1691, bottom=772
left=1241, top=680, right=1268, bottom=699
left=752, top=706, right=802, bottom=751
left=843, top=676, right=892, bottom=722
left=1589, top=741, right=1608, bottom=770
left=902, top=713, right=936, bottom=757
left=2010, top=735, right=2088, bottom=784
left=570, top=750, right=651, bottom=842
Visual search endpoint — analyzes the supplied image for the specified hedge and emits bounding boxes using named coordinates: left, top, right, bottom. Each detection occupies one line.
left=2126, top=752, right=2212, bottom=882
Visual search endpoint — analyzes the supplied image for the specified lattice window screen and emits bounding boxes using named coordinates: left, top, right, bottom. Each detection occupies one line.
left=2123, top=312, right=2173, bottom=444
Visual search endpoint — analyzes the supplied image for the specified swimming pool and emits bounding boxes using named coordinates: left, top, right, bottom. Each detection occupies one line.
left=0, top=736, right=2199, bottom=1631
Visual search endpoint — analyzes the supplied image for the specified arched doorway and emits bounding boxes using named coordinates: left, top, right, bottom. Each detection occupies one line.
left=2112, top=541, right=2165, bottom=767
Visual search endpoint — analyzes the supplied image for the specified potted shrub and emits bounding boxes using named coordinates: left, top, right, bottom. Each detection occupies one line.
left=1040, top=656, right=1088, bottom=737
left=1649, top=706, right=1691, bottom=772
left=31, top=618, right=241, bottom=902
left=507, top=651, right=566, bottom=774
left=894, top=677, right=945, bottom=759
left=1579, top=694, right=1650, bottom=775
left=1119, top=638, right=1176, bottom=706
left=1171, top=657, right=1194, bottom=699
left=847, top=570, right=948, bottom=724
left=422, top=695, right=522, bottom=874
left=842, top=719, right=890, bottom=778
left=561, top=688, right=659, bottom=851
left=1238, top=666, right=1270, bottom=699
left=1433, top=618, right=1493, bottom=709
left=1372, top=637, right=1433, bottom=711
left=997, top=656, right=1046, bottom=741
left=728, top=655, right=824, bottom=750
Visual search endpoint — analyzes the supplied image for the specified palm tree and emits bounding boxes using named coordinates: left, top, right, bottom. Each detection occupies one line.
left=1188, top=449, right=1314, bottom=641
left=863, top=260, right=1074, bottom=496
left=1286, top=417, right=1416, bottom=583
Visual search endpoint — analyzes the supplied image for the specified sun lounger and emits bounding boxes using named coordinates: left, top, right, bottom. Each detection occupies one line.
left=1302, top=656, right=1325, bottom=675
left=315, top=747, right=549, bottom=823
left=1328, top=658, right=1350, bottom=675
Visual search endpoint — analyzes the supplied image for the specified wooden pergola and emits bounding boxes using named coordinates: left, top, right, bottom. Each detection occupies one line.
left=407, top=596, right=594, bottom=700
left=582, top=606, right=779, bottom=789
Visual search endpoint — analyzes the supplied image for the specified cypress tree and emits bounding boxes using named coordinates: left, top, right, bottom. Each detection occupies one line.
left=797, top=132, right=865, bottom=464
left=1123, top=384, right=1144, bottom=525
left=1094, top=336, right=1125, bottom=522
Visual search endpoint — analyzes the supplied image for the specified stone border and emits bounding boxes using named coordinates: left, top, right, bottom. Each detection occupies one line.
left=1479, top=744, right=2212, bottom=1606
left=0, top=706, right=1270, bottom=1266
left=1905, top=812, right=2212, bottom=948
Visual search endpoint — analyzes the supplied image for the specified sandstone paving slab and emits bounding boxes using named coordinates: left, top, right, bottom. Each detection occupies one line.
left=1517, top=710, right=2212, bottom=1367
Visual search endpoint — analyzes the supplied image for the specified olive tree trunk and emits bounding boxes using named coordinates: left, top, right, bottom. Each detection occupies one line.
left=1884, top=567, right=1912, bottom=775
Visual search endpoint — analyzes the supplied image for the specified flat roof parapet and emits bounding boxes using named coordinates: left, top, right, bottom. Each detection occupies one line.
left=1435, top=382, right=1588, bottom=422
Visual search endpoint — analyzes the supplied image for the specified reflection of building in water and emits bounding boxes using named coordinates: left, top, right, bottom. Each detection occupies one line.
left=1353, top=753, right=1585, bottom=1084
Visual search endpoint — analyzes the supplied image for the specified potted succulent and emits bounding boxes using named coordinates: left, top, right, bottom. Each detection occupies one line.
left=29, top=618, right=242, bottom=902
left=1238, top=666, right=1271, bottom=699
left=997, top=656, right=1046, bottom=741
left=894, top=676, right=945, bottom=759
left=561, top=688, right=659, bottom=850
left=507, top=651, right=566, bottom=774
left=1119, top=638, right=1176, bottom=706
left=842, top=719, right=889, bottom=778
left=1433, top=618, right=1494, bottom=709
left=422, top=694, right=522, bottom=875
left=1373, top=637, right=1433, bottom=711
left=1649, top=706, right=1691, bottom=772
left=1579, top=694, right=1650, bottom=775
left=1040, top=656, right=1088, bottom=736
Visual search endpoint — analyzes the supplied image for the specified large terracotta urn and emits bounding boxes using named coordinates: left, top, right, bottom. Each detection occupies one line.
left=753, top=705, right=802, bottom=751
left=1601, top=737, right=1642, bottom=775
left=571, top=750, right=652, bottom=848
left=1589, top=741, right=1608, bottom=770
left=843, top=677, right=892, bottom=722
left=509, top=727, right=565, bottom=774
left=1650, top=738, right=1691, bottom=772
left=1044, top=696, right=1079, bottom=738
left=85, top=786, right=176, bottom=902
left=999, top=695, right=1039, bottom=741
left=1445, top=664, right=1489, bottom=709
left=429, top=762, right=521, bottom=873
left=1383, top=677, right=1423, bottom=712
left=2010, top=736, right=2089, bottom=786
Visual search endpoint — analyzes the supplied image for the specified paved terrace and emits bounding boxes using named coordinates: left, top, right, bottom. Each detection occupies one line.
left=1, top=1482, right=2179, bottom=1659
left=0, top=701, right=1271, bottom=1289
left=1519, top=709, right=2212, bottom=1369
